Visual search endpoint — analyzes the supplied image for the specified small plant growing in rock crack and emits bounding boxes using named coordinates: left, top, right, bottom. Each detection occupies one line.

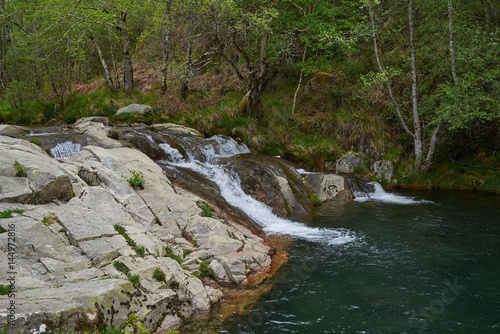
left=134, top=246, right=145, bottom=257
left=114, top=224, right=144, bottom=256
left=29, top=138, right=42, bottom=146
left=0, top=209, right=24, bottom=219
left=13, top=161, right=27, bottom=177
left=193, top=240, right=198, bottom=248
left=199, top=202, right=215, bottom=218
left=193, top=260, right=214, bottom=280
left=113, top=261, right=130, bottom=275
left=119, top=313, right=150, bottom=334
left=308, top=191, right=322, bottom=206
left=153, top=268, right=166, bottom=282
left=183, top=249, right=192, bottom=256
left=0, top=284, right=11, bottom=295
left=122, top=170, right=145, bottom=187
left=127, top=273, right=141, bottom=290
left=42, top=214, right=58, bottom=226
left=165, top=247, right=183, bottom=264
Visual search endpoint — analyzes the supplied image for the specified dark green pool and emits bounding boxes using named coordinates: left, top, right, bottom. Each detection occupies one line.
left=223, top=190, right=500, bottom=333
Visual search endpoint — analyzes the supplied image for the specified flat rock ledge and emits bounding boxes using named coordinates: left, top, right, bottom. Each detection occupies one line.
left=0, top=121, right=272, bottom=333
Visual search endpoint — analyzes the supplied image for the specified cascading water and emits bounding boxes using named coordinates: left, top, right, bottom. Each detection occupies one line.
left=354, top=181, right=433, bottom=204
left=50, top=141, right=81, bottom=159
left=159, top=135, right=356, bottom=245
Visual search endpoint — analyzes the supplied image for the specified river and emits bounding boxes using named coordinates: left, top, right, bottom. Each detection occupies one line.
left=220, top=190, right=500, bottom=333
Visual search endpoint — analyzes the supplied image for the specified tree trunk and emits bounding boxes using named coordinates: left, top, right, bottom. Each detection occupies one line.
left=160, top=28, right=171, bottom=93
left=448, top=0, right=458, bottom=85
left=369, top=4, right=414, bottom=137
left=292, top=45, right=307, bottom=115
left=181, top=36, right=193, bottom=99
left=91, top=35, right=115, bottom=91
left=108, top=28, right=120, bottom=90
left=119, top=12, right=133, bottom=93
left=409, top=0, right=423, bottom=171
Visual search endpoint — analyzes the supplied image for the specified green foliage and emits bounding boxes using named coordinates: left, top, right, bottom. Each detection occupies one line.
left=134, top=246, right=145, bottom=258
left=123, top=171, right=145, bottom=187
left=127, top=274, right=141, bottom=290
left=120, top=313, right=150, bottom=334
left=308, top=191, right=322, bottom=206
left=199, top=202, right=215, bottom=218
left=152, top=268, right=166, bottom=282
left=193, top=260, right=214, bottom=280
left=29, top=139, right=43, bottom=146
left=353, top=165, right=368, bottom=175
left=113, top=261, right=130, bottom=275
left=183, top=249, right=192, bottom=257
left=114, top=224, right=137, bottom=247
left=0, top=209, right=25, bottom=219
left=0, top=285, right=11, bottom=295
left=13, top=161, right=27, bottom=177
left=165, top=247, right=183, bottom=264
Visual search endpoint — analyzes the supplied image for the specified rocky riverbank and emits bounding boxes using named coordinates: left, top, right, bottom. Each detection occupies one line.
left=0, top=118, right=379, bottom=333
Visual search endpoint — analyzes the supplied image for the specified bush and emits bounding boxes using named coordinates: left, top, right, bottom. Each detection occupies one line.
left=153, top=268, right=166, bottom=282
left=122, top=170, right=145, bottom=186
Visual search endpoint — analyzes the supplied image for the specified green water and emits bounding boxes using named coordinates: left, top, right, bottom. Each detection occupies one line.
left=223, top=190, right=500, bottom=333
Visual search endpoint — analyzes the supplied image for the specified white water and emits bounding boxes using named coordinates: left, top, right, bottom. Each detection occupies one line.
left=354, top=182, right=433, bottom=204
left=161, top=136, right=356, bottom=245
left=50, top=141, right=81, bottom=159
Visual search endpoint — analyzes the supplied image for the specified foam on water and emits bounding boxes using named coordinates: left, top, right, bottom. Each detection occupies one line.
left=354, top=182, right=433, bottom=204
left=159, top=136, right=356, bottom=245
left=50, top=141, right=81, bottom=159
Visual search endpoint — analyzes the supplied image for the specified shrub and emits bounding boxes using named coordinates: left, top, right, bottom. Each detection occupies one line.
left=122, top=170, right=145, bottom=186
left=13, top=161, right=26, bottom=177
left=0, top=285, right=11, bottom=295
left=193, top=260, right=214, bottom=280
left=153, top=268, right=166, bottom=282
left=308, top=191, right=322, bottom=206
left=113, top=261, right=130, bottom=275
left=165, top=247, right=183, bottom=264
left=199, top=202, right=215, bottom=218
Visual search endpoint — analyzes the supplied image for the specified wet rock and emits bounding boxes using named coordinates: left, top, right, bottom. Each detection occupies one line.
left=303, top=173, right=353, bottom=201
left=153, top=123, right=202, bottom=137
left=0, top=124, right=29, bottom=136
left=222, top=154, right=314, bottom=216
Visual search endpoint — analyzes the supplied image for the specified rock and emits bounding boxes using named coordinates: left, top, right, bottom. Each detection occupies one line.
left=0, top=136, right=74, bottom=203
left=372, top=160, right=394, bottom=182
left=73, top=121, right=122, bottom=148
left=114, top=104, right=153, bottom=124
left=304, top=72, right=334, bottom=95
left=336, top=153, right=365, bottom=173
left=0, top=124, right=29, bottom=136
left=303, top=173, right=353, bottom=201
left=74, top=116, right=112, bottom=126
left=153, top=123, right=202, bottom=137
left=222, top=154, right=314, bottom=216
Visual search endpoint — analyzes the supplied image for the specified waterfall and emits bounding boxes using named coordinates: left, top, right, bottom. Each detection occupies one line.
left=50, top=141, right=81, bottom=159
left=160, top=135, right=356, bottom=245
left=354, top=181, right=433, bottom=204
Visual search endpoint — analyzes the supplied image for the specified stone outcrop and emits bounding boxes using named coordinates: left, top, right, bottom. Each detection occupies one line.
left=336, top=153, right=365, bottom=173
left=0, top=121, right=272, bottom=333
left=372, top=160, right=394, bottom=182
left=303, top=173, right=354, bottom=201
left=222, top=154, right=315, bottom=216
left=114, top=104, right=152, bottom=117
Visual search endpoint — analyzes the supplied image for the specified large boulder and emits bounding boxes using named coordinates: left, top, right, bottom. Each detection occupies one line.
left=372, top=160, right=394, bottom=182
left=115, top=104, right=152, bottom=117
left=153, top=123, right=202, bottom=137
left=303, top=173, right=354, bottom=202
left=0, top=136, right=75, bottom=203
left=221, top=154, right=315, bottom=216
left=0, top=124, right=29, bottom=136
left=336, top=153, right=365, bottom=174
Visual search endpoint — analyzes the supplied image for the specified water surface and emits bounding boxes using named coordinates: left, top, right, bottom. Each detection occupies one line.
left=223, top=190, right=500, bottom=333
